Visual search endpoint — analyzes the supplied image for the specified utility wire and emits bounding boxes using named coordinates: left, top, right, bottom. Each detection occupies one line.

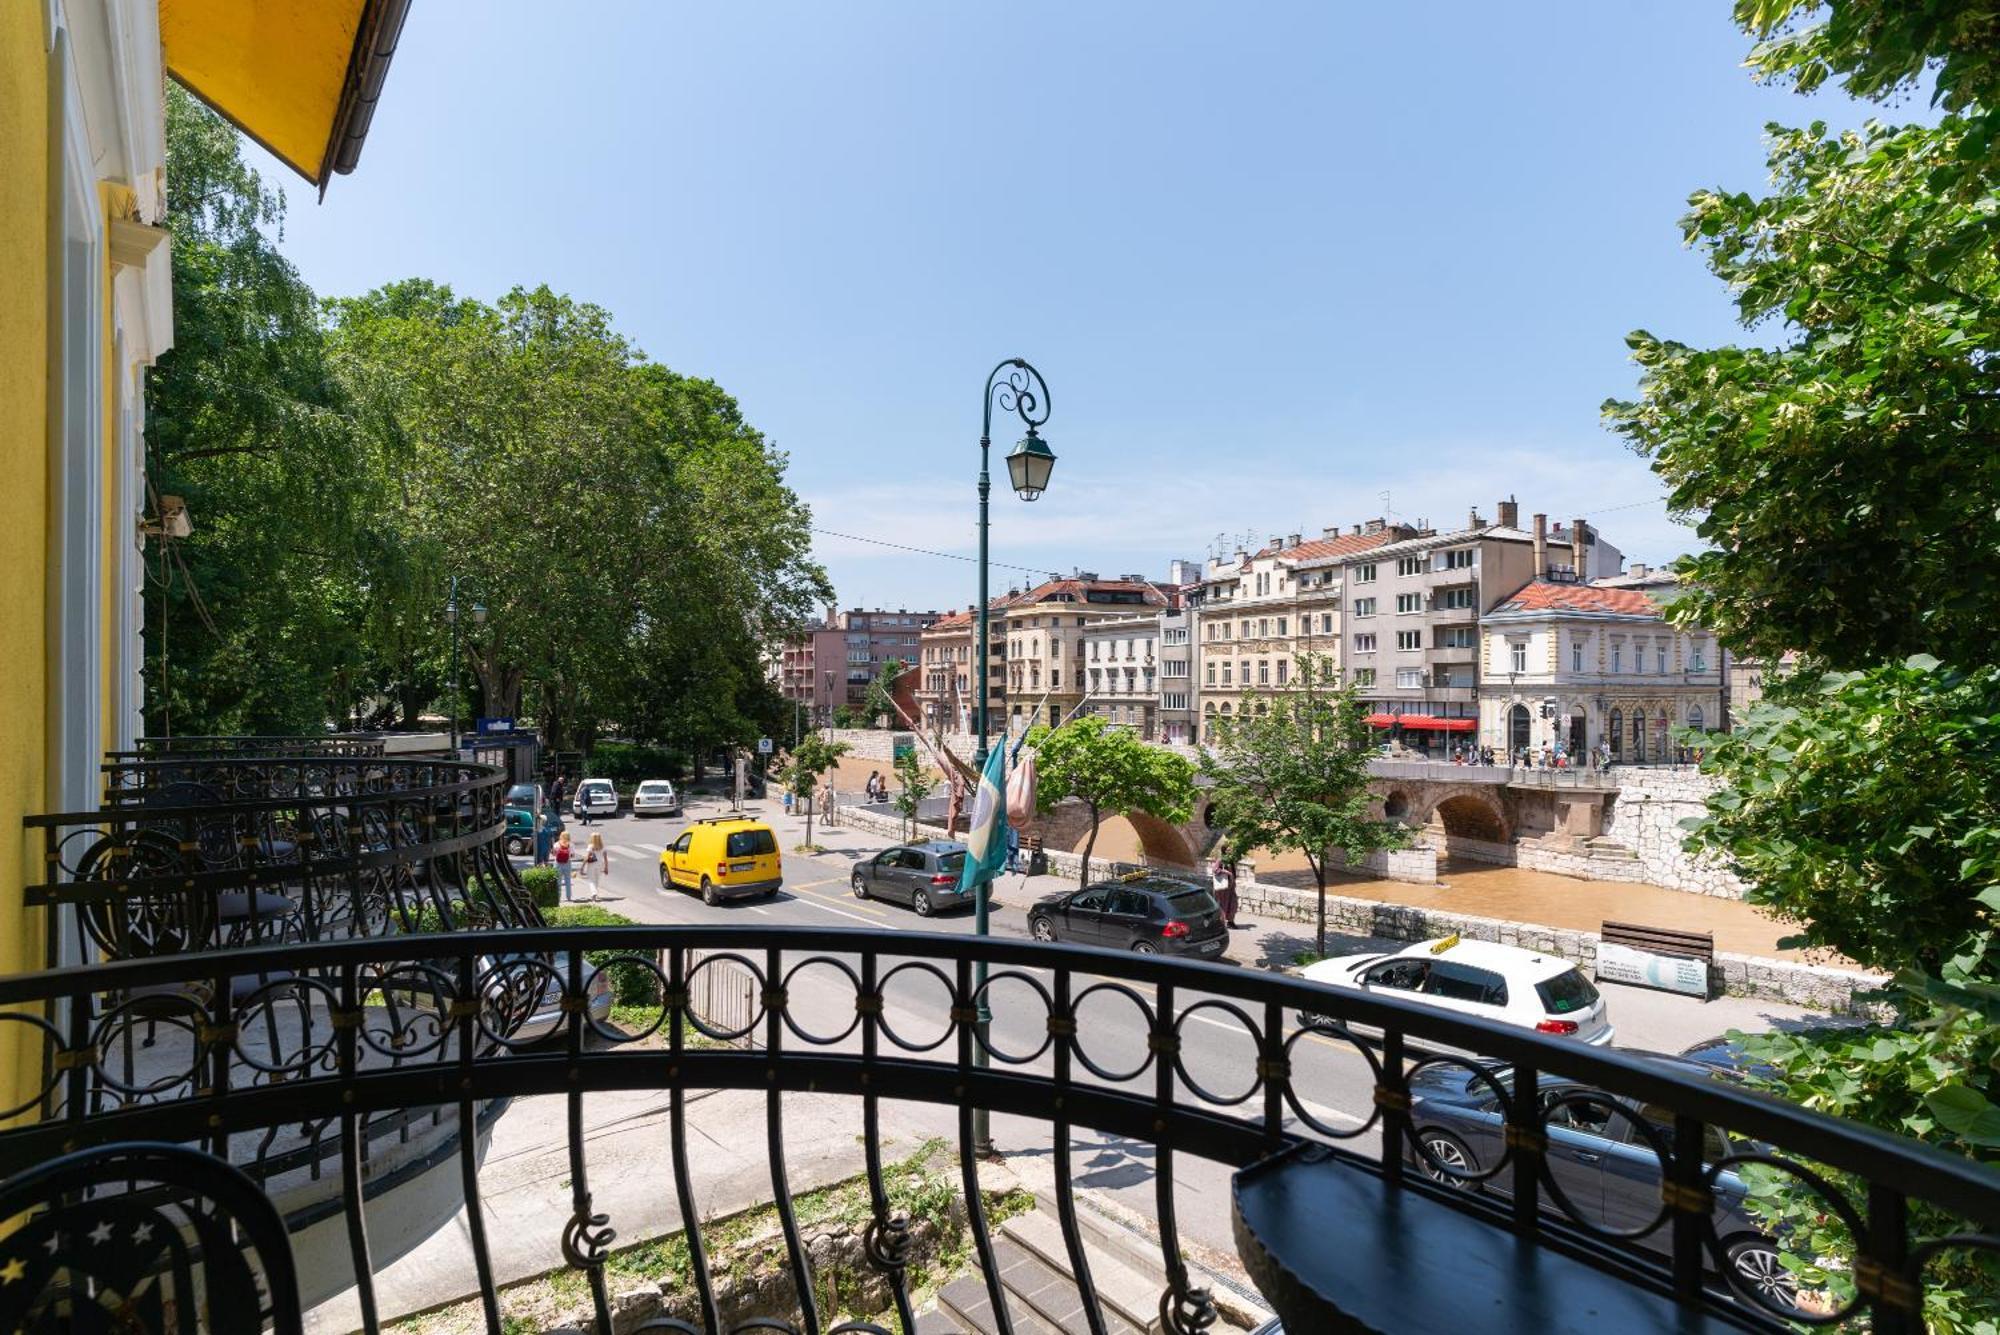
left=810, top=527, right=1052, bottom=577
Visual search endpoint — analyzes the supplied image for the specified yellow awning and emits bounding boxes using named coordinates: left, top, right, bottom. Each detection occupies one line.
left=159, top=0, right=410, bottom=194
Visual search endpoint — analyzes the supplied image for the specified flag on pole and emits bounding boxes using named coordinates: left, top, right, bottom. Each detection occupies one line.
left=956, top=742, right=1009, bottom=895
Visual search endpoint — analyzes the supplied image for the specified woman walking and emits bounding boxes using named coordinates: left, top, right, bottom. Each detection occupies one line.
left=584, top=832, right=610, bottom=901
left=553, top=831, right=576, bottom=903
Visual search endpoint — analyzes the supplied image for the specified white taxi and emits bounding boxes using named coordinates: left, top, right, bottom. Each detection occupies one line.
left=1298, top=935, right=1614, bottom=1045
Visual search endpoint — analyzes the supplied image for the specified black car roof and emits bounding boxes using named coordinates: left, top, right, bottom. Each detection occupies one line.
left=1082, top=874, right=1207, bottom=896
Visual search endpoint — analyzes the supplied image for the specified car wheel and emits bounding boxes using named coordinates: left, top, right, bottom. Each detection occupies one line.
left=1416, top=1131, right=1478, bottom=1190
left=1131, top=940, right=1158, bottom=954
left=504, top=836, right=528, bottom=856
left=701, top=877, right=718, bottom=907
left=913, top=890, right=933, bottom=917
left=659, top=864, right=671, bottom=891
left=852, top=870, right=868, bottom=898
left=1030, top=916, right=1056, bottom=942
left=1725, top=1237, right=1801, bottom=1312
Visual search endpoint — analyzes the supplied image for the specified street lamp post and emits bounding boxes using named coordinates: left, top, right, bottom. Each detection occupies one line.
left=444, top=576, right=487, bottom=755
left=973, top=357, right=1056, bottom=1156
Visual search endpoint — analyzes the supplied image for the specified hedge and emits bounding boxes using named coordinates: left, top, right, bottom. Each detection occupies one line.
left=542, top=903, right=660, bottom=1005
left=588, top=742, right=689, bottom=784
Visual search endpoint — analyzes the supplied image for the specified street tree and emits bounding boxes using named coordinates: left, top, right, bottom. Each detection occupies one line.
left=783, top=733, right=850, bottom=851
left=1611, top=5, right=2000, bottom=1319
left=891, top=748, right=934, bottom=843
left=1026, top=715, right=1195, bottom=890
left=863, top=659, right=907, bottom=728
left=1201, top=657, right=1408, bottom=957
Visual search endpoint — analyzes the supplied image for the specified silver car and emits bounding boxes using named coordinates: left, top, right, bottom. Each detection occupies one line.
left=850, top=841, right=973, bottom=917
left=631, top=779, right=682, bottom=817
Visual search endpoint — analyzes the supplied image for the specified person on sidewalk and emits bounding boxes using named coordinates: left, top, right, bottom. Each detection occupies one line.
left=583, top=832, right=610, bottom=901
left=821, top=781, right=838, bottom=828
left=1211, top=855, right=1241, bottom=930
left=553, top=831, right=575, bottom=902
left=1005, top=824, right=1020, bottom=874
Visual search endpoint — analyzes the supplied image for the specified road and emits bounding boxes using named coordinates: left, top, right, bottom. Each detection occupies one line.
left=526, top=793, right=1826, bottom=1270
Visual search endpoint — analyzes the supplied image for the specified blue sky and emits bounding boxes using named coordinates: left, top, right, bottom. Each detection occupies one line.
left=267, top=3, right=1859, bottom=613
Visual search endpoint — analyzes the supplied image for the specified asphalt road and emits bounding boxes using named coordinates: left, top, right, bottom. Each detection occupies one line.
left=524, top=795, right=1814, bottom=1266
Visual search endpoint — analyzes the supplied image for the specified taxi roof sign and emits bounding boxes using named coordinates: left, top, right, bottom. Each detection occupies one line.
left=1429, top=933, right=1462, bottom=955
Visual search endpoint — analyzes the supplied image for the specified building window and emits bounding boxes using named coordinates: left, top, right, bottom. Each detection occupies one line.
left=1690, top=642, right=1706, bottom=672
left=1257, top=661, right=1270, bottom=684
left=1438, top=587, right=1476, bottom=610
left=1657, top=645, right=1668, bottom=674
left=1353, top=668, right=1376, bottom=686
left=1397, top=556, right=1424, bottom=577
left=1395, top=668, right=1425, bottom=688
left=1395, top=593, right=1422, bottom=614
left=1221, top=663, right=1233, bottom=685
left=1239, top=659, right=1250, bottom=683
left=1441, top=626, right=1476, bottom=649
left=1355, top=564, right=1376, bottom=583
left=1320, top=613, right=1334, bottom=634
left=1611, top=643, right=1622, bottom=673
left=1051, top=669, right=1060, bottom=688
left=1441, top=548, right=1474, bottom=570
left=1206, top=662, right=1216, bottom=685
left=1276, top=617, right=1288, bottom=637
left=1396, top=630, right=1422, bottom=651
left=1571, top=639, right=1584, bottom=673
left=1510, top=642, right=1528, bottom=673
left=1353, top=598, right=1376, bottom=618
left=1354, top=633, right=1376, bottom=653
left=1276, top=660, right=1289, bottom=684
left=1608, top=707, right=1623, bottom=758
left=1688, top=704, right=1705, bottom=733
left=1258, top=618, right=1270, bottom=637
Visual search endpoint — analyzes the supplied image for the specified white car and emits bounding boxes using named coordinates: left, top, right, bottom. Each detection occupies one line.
left=631, top=779, right=682, bottom=817
left=571, top=778, right=619, bottom=824
left=1299, top=936, right=1614, bottom=1046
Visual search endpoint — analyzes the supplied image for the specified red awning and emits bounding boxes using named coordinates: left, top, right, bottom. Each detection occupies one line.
left=1366, top=714, right=1476, bottom=731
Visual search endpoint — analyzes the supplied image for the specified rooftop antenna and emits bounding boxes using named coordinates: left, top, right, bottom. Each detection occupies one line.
left=1379, top=489, right=1396, bottom=521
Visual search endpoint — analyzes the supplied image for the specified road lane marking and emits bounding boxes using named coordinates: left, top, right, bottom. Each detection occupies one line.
left=632, top=842, right=667, bottom=854
left=790, top=898, right=877, bottom=925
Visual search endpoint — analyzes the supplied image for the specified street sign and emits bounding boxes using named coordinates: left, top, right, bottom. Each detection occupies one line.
left=1596, top=941, right=1709, bottom=998
left=756, top=737, right=773, bottom=754
left=476, top=717, right=515, bottom=734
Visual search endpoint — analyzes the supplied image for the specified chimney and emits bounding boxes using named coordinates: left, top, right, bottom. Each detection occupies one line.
left=1286, top=533, right=1301, bottom=548
left=1571, top=518, right=1587, bottom=579
left=1350, top=524, right=1362, bottom=536
left=1629, top=562, right=1649, bottom=579
left=1497, top=496, right=1519, bottom=529
left=1323, top=525, right=1342, bottom=540
left=1532, top=513, right=1548, bottom=577
left=1469, top=506, right=1482, bottom=529
left=1364, top=517, right=1385, bottom=534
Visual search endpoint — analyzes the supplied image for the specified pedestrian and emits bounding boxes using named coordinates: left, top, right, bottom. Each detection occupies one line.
left=1211, top=855, right=1241, bottom=930
left=1005, top=823, right=1020, bottom=873
left=822, top=780, right=838, bottom=828
left=583, top=832, right=609, bottom=901
left=783, top=787, right=795, bottom=817
left=553, top=830, right=575, bottom=902
left=549, top=772, right=567, bottom=811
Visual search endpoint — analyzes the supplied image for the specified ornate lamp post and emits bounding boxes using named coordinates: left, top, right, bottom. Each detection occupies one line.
left=444, top=576, right=487, bottom=754
left=973, top=358, right=1055, bottom=1155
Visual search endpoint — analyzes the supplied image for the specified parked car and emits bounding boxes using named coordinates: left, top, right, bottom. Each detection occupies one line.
left=1406, top=1055, right=1806, bottom=1314
left=502, top=782, right=550, bottom=855
left=1298, top=936, right=1614, bottom=1046
left=1026, top=874, right=1227, bottom=957
left=572, top=778, right=619, bottom=824
left=479, top=949, right=614, bottom=1045
left=631, top=779, right=682, bottom=817
left=659, top=818, right=782, bottom=904
left=851, top=841, right=971, bottom=916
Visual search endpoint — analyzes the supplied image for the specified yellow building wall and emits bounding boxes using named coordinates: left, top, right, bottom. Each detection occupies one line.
left=0, top=3, right=52, bottom=1112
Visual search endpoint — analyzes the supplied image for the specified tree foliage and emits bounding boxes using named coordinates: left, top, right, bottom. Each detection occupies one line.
left=781, top=733, right=850, bottom=849
left=1201, top=657, right=1407, bottom=956
left=1026, top=715, right=1195, bottom=889
left=892, top=748, right=934, bottom=843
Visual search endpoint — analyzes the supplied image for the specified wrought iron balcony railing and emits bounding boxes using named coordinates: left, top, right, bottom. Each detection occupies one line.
left=105, top=733, right=390, bottom=761
left=0, top=924, right=1995, bottom=1334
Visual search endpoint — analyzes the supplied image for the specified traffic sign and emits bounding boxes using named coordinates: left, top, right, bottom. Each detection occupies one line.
left=756, top=737, right=773, bottom=754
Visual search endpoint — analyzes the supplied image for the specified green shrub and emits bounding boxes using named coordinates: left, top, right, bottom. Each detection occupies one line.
left=519, top=865, right=559, bottom=911
left=543, top=903, right=659, bottom=1005
left=589, top=742, right=688, bottom=784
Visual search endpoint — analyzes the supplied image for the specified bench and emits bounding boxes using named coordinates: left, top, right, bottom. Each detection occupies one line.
left=1597, top=921, right=1715, bottom=999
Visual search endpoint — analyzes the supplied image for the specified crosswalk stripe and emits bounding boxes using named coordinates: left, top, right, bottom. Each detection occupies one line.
left=612, top=844, right=652, bottom=858
left=634, top=842, right=666, bottom=853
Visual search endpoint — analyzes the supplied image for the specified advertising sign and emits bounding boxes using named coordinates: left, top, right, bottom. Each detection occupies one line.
left=1595, top=941, right=1709, bottom=998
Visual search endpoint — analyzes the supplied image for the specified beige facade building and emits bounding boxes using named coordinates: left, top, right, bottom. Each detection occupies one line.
left=1003, top=575, right=1171, bottom=733
left=1193, top=524, right=1412, bottom=742
left=1478, top=576, right=1722, bottom=762
left=914, top=595, right=1019, bottom=734
left=1079, top=612, right=1165, bottom=739
left=1339, top=502, right=1624, bottom=752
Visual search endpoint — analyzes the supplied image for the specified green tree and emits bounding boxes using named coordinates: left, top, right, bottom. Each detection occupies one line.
left=1201, top=657, right=1407, bottom=956
left=864, top=659, right=908, bottom=728
left=891, top=748, right=935, bottom=842
left=1026, top=715, right=1195, bottom=890
left=782, top=733, right=850, bottom=850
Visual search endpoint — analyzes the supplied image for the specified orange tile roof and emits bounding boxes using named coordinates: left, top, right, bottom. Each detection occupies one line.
left=1277, top=530, right=1403, bottom=563
left=1490, top=579, right=1660, bottom=618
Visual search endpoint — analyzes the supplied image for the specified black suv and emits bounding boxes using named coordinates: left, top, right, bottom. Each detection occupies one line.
left=1027, top=876, right=1227, bottom=957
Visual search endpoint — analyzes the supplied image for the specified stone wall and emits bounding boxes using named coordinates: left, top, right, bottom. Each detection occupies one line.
left=1321, top=842, right=1439, bottom=884
left=1600, top=767, right=1746, bottom=898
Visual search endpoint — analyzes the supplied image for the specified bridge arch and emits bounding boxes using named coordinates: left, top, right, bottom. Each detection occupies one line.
left=1429, top=791, right=1510, bottom=842
left=1073, top=809, right=1201, bottom=869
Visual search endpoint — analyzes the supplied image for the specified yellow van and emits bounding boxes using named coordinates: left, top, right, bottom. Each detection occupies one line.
left=659, top=818, right=783, bottom=904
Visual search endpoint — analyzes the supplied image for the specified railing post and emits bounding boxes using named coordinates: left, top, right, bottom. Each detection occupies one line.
left=1865, top=1182, right=1918, bottom=1335
left=1668, top=1113, right=1706, bottom=1303
left=1378, top=1029, right=1409, bottom=1185
left=1507, top=1064, right=1542, bottom=1235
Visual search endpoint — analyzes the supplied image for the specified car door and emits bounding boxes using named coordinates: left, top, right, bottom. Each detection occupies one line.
left=867, top=849, right=907, bottom=902
left=667, top=831, right=694, bottom=886
left=1598, top=1102, right=1726, bottom=1241
left=1061, top=888, right=1110, bottom=943
left=1536, top=1084, right=1615, bottom=1232
left=1099, top=889, right=1153, bottom=949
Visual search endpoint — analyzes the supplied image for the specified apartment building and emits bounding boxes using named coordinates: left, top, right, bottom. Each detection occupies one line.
left=1080, top=612, right=1164, bottom=738
left=1478, top=574, right=1721, bottom=761
left=1003, top=574, right=1172, bottom=732
left=1156, top=606, right=1196, bottom=743
left=775, top=608, right=939, bottom=721
left=1340, top=500, right=1624, bottom=754
left=914, top=594, right=1020, bottom=734
left=1193, top=524, right=1414, bottom=742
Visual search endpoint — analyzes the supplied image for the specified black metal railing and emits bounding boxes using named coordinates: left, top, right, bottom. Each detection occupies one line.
left=106, top=734, right=389, bottom=761
left=0, top=926, right=1995, bottom=1334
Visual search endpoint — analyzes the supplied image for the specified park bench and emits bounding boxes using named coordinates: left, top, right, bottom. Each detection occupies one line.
left=1596, top=920, right=1715, bottom=998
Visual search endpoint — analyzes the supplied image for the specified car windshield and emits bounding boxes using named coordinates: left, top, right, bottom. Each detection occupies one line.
left=937, top=851, right=966, bottom=875
left=638, top=782, right=667, bottom=794
left=726, top=829, right=777, bottom=857
left=1167, top=890, right=1218, bottom=915
left=1535, top=969, right=1600, bottom=1015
